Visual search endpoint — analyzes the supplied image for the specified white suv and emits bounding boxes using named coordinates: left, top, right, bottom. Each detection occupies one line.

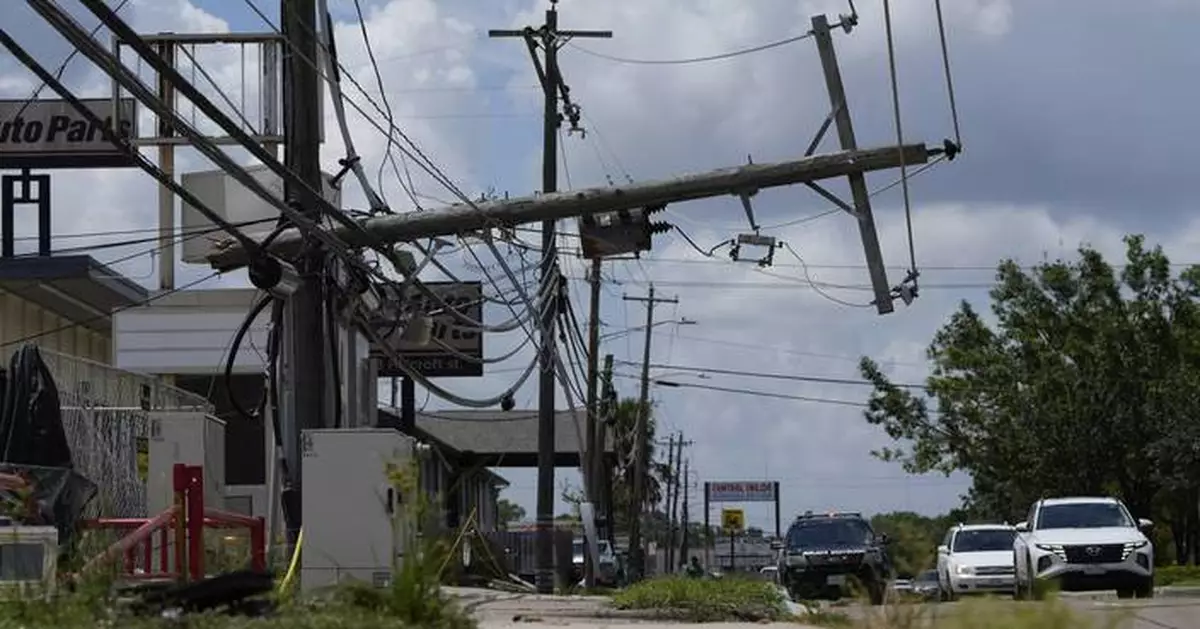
left=1012, top=497, right=1154, bottom=599
left=936, top=523, right=1017, bottom=600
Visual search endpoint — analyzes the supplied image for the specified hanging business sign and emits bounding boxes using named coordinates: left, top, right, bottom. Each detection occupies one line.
left=0, top=98, right=137, bottom=169
left=374, top=281, right=484, bottom=378
left=708, top=481, right=777, bottom=503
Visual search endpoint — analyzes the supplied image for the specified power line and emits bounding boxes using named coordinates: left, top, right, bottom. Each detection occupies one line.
left=642, top=378, right=868, bottom=407
left=665, top=333, right=924, bottom=367
left=570, top=275, right=995, bottom=292
left=568, top=31, right=814, bottom=66
left=351, top=0, right=421, bottom=211
left=7, top=0, right=133, bottom=122
left=616, top=361, right=927, bottom=389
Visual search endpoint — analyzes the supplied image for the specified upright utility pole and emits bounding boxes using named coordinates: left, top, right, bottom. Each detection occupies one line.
left=597, top=352, right=616, bottom=544
left=666, top=433, right=687, bottom=571
left=663, top=433, right=677, bottom=569
left=623, top=285, right=678, bottom=580
left=582, top=257, right=603, bottom=587
left=279, top=0, right=327, bottom=544
left=679, top=458, right=690, bottom=567
left=489, top=2, right=611, bottom=595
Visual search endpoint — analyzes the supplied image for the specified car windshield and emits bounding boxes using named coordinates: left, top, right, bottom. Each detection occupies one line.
left=786, top=518, right=873, bottom=547
left=1037, top=502, right=1133, bottom=529
left=952, top=529, right=1016, bottom=552
left=916, top=570, right=938, bottom=583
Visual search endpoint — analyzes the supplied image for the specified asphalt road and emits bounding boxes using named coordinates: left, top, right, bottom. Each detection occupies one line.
left=835, top=592, right=1200, bottom=629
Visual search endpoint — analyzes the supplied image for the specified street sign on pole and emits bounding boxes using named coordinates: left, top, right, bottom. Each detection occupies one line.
left=373, top=281, right=484, bottom=378
left=721, top=508, right=745, bottom=534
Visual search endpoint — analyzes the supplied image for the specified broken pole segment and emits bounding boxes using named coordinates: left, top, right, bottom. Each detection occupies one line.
left=207, top=143, right=932, bottom=270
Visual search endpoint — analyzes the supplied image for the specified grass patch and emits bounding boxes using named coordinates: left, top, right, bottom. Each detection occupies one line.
left=852, top=595, right=1131, bottom=629
left=1157, top=564, right=1200, bottom=586
left=610, top=575, right=789, bottom=622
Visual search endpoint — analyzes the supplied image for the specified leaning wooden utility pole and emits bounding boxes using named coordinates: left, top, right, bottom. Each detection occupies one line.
left=278, top=0, right=328, bottom=546
left=624, top=285, right=678, bottom=581
left=489, top=0, right=612, bottom=595
left=810, top=12, right=894, bottom=314
left=207, top=143, right=931, bottom=270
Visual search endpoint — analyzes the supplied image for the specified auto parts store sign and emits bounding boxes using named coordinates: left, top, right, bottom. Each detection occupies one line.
left=708, top=481, right=776, bottom=503
left=0, top=98, right=137, bottom=169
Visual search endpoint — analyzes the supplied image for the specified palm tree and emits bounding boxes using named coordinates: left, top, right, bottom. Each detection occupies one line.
left=608, top=397, right=669, bottom=529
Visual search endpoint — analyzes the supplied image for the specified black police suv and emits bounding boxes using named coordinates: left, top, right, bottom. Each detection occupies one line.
left=775, top=512, right=893, bottom=604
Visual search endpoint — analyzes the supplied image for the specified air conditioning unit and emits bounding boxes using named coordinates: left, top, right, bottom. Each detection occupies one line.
left=179, top=165, right=342, bottom=264
left=0, top=520, right=58, bottom=599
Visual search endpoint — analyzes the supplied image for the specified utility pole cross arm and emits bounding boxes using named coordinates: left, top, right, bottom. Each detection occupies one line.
left=623, top=294, right=679, bottom=304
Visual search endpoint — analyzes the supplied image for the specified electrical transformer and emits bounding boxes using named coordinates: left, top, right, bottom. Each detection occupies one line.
left=300, top=428, right=418, bottom=592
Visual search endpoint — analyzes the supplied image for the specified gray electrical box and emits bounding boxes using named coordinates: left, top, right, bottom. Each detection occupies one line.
left=300, top=428, right=417, bottom=592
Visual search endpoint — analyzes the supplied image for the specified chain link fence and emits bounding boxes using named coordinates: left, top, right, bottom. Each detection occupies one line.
left=38, top=348, right=213, bottom=518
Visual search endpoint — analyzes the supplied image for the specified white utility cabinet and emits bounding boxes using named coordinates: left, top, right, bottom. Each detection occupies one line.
left=300, top=428, right=417, bottom=592
left=147, top=412, right=226, bottom=516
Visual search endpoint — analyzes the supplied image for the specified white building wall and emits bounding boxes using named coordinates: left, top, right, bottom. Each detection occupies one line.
left=112, top=288, right=270, bottom=375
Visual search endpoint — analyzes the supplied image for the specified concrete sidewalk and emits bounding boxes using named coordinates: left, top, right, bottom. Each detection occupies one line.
left=444, top=587, right=827, bottom=629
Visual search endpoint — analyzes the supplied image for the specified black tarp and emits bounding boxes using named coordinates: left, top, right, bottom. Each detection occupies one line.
left=0, top=345, right=73, bottom=467
left=0, top=345, right=97, bottom=548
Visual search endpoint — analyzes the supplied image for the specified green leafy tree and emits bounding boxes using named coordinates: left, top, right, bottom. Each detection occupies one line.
left=871, top=511, right=965, bottom=578
left=497, top=498, right=526, bottom=529
left=859, top=236, right=1200, bottom=564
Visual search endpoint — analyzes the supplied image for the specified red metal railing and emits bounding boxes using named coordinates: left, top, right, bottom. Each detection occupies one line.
left=78, top=464, right=266, bottom=581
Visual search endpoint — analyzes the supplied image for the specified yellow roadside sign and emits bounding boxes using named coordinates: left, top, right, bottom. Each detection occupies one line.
left=721, top=508, right=745, bottom=534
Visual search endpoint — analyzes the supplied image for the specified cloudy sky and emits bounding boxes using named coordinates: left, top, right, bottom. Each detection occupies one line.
left=2, top=0, right=1198, bottom=531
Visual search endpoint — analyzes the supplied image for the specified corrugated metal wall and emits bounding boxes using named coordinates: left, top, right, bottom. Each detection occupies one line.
left=0, top=289, right=109, bottom=364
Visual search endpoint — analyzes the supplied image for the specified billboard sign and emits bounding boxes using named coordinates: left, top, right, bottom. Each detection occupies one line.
left=374, top=281, right=484, bottom=378
left=708, top=481, right=776, bottom=503
left=0, top=98, right=137, bottom=169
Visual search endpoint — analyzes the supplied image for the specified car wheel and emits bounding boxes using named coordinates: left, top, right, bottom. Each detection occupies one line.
left=867, top=580, right=886, bottom=606
left=1024, top=553, right=1042, bottom=601
left=1116, top=589, right=1134, bottom=599
left=1135, top=577, right=1154, bottom=599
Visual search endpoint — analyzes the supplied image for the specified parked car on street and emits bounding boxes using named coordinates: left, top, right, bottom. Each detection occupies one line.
left=936, top=523, right=1017, bottom=600
left=1012, top=496, right=1154, bottom=600
left=572, top=538, right=618, bottom=586
left=910, top=570, right=940, bottom=600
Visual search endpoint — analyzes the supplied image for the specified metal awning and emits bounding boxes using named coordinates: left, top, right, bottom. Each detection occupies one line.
left=0, top=255, right=147, bottom=333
